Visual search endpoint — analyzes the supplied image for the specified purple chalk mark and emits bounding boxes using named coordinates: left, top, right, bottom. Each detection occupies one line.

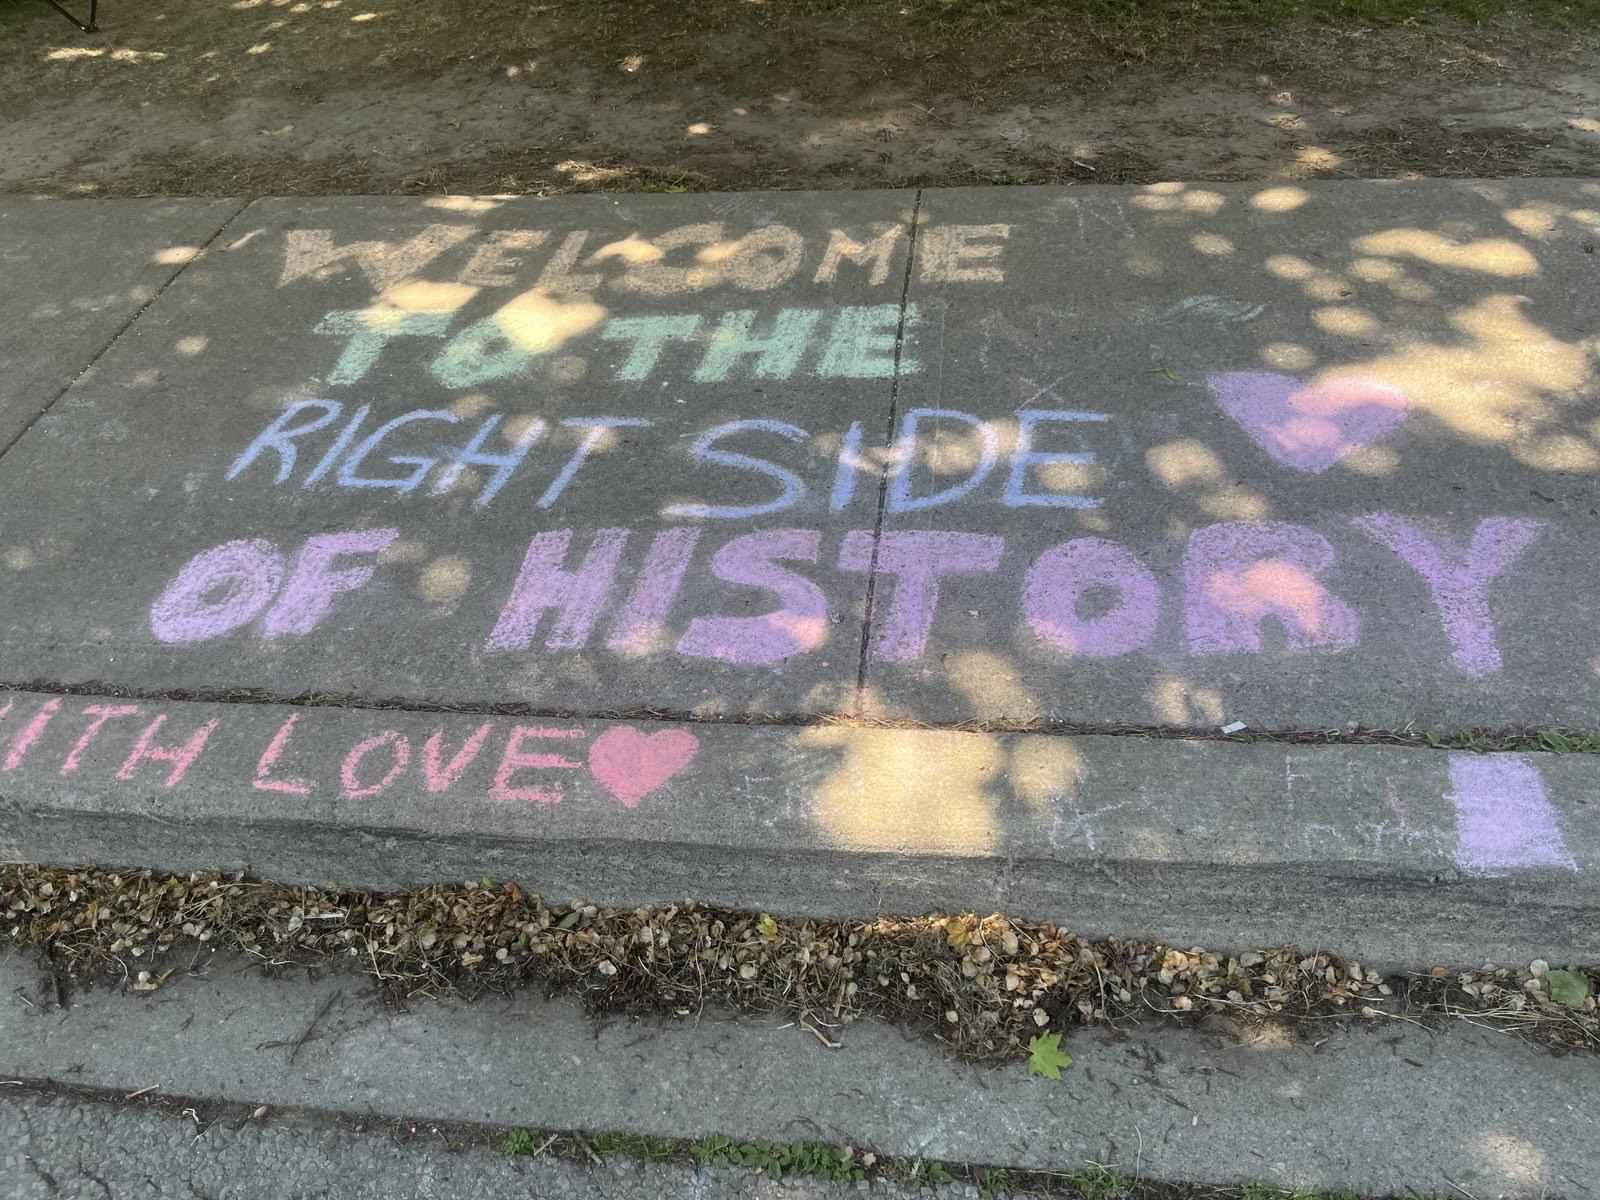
left=1024, top=537, right=1160, bottom=657
left=1354, top=514, right=1541, bottom=678
left=1184, top=521, right=1359, bottom=655
left=1447, top=753, right=1576, bottom=874
left=840, top=529, right=1004, bottom=661
left=1208, top=371, right=1409, bottom=473
left=677, top=529, right=827, bottom=665
left=263, top=527, right=398, bottom=637
left=486, top=528, right=629, bottom=653
left=151, top=538, right=283, bottom=643
left=607, top=527, right=702, bottom=655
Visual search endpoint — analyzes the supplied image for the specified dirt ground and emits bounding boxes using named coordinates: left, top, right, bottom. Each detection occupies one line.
left=1, top=0, right=1597, bottom=196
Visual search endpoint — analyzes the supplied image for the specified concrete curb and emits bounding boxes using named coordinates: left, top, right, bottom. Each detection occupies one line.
left=1, top=688, right=1595, bottom=966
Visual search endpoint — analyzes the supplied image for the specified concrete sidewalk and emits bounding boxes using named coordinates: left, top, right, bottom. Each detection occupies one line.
left=1, top=951, right=1594, bottom=1197
left=1, top=180, right=1598, bottom=963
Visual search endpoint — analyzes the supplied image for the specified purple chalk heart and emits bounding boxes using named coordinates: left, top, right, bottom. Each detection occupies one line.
left=1207, top=370, right=1410, bottom=473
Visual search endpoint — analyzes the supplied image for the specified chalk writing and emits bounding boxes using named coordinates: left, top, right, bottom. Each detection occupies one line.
left=224, top=402, right=1110, bottom=513
left=148, top=515, right=1538, bottom=675
left=1447, top=753, right=1577, bottom=874
left=0, top=694, right=702, bottom=809
left=1207, top=371, right=1410, bottom=473
left=280, top=222, right=1007, bottom=295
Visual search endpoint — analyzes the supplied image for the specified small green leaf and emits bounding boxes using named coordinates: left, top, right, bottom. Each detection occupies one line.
left=556, top=911, right=580, bottom=930
left=1147, top=365, right=1179, bottom=382
left=1026, top=1031, right=1074, bottom=1079
left=1547, top=968, right=1591, bottom=1009
left=757, top=912, right=778, bottom=938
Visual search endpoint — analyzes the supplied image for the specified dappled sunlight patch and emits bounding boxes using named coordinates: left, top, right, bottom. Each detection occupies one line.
left=1007, top=737, right=1084, bottom=825
left=1264, top=253, right=1315, bottom=280
left=1145, top=439, right=1271, bottom=521
left=801, top=725, right=1002, bottom=856
left=493, top=288, right=608, bottom=355
left=1501, top=204, right=1562, bottom=237
left=946, top=649, right=1036, bottom=720
left=1147, top=675, right=1225, bottom=726
left=1336, top=443, right=1400, bottom=476
left=1348, top=256, right=1404, bottom=283
left=1312, top=306, right=1377, bottom=338
left=45, top=46, right=169, bottom=62
left=422, top=197, right=504, bottom=213
left=418, top=553, right=472, bottom=607
left=1260, top=342, right=1315, bottom=370
left=1292, top=145, right=1341, bottom=171
left=1353, top=228, right=1539, bottom=276
left=381, top=279, right=478, bottom=313
left=1249, top=186, right=1309, bottom=212
left=1318, top=294, right=1593, bottom=451
left=1510, top=432, right=1600, bottom=473
left=1468, top=1132, right=1547, bottom=1189
left=1203, top=560, right=1350, bottom=644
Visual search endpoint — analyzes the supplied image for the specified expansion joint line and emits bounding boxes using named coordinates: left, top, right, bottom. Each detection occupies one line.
left=0, top=197, right=254, bottom=463
left=852, top=188, right=924, bottom=709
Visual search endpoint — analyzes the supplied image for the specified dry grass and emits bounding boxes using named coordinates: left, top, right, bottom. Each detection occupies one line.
left=3, top=0, right=1597, bottom=195
left=5, top=865, right=1595, bottom=1061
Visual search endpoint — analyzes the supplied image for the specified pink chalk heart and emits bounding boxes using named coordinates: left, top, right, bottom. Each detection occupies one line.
left=588, top=725, right=699, bottom=808
left=1207, top=371, right=1410, bottom=473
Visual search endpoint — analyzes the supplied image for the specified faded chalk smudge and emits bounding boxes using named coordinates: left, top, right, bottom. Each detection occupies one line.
left=1447, top=753, right=1576, bottom=874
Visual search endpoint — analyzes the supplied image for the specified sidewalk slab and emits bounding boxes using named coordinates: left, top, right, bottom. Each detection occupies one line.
left=879, top=179, right=1600, bottom=730
left=0, top=197, right=243, bottom=448
left=0, top=190, right=921, bottom=716
left=1, top=689, right=1595, bottom=965
left=0, top=182, right=1594, bottom=731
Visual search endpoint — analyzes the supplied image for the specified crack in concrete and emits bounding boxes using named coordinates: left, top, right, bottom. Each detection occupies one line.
left=853, top=187, right=923, bottom=714
left=0, top=197, right=254, bottom=464
left=0, top=678, right=1589, bottom=753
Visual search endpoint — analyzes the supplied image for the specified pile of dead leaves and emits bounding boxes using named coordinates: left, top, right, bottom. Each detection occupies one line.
left=3, top=865, right=1594, bottom=1059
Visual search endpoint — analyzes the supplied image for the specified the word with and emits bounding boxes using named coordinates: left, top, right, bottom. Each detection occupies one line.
left=225, top=402, right=1111, bottom=513
left=0, top=694, right=700, bottom=808
left=149, top=515, right=1540, bottom=677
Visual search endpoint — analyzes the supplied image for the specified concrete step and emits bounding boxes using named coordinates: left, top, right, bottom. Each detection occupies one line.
left=2, top=686, right=1596, bottom=966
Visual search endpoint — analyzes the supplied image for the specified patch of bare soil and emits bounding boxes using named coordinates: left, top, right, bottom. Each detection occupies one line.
left=0, top=0, right=1596, bottom=195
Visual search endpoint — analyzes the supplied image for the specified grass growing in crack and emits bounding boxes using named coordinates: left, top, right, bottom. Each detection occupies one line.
left=1422, top=728, right=1600, bottom=753
left=588, top=1132, right=680, bottom=1161
left=495, top=1122, right=1393, bottom=1199
left=692, top=1134, right=867, bottom=1182
left=978, top=1168, right=1014, bottom=1199
left=1064, top=1165, right=1133, bottom=1200
left=501, top=1127, right=537, bottom=1157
